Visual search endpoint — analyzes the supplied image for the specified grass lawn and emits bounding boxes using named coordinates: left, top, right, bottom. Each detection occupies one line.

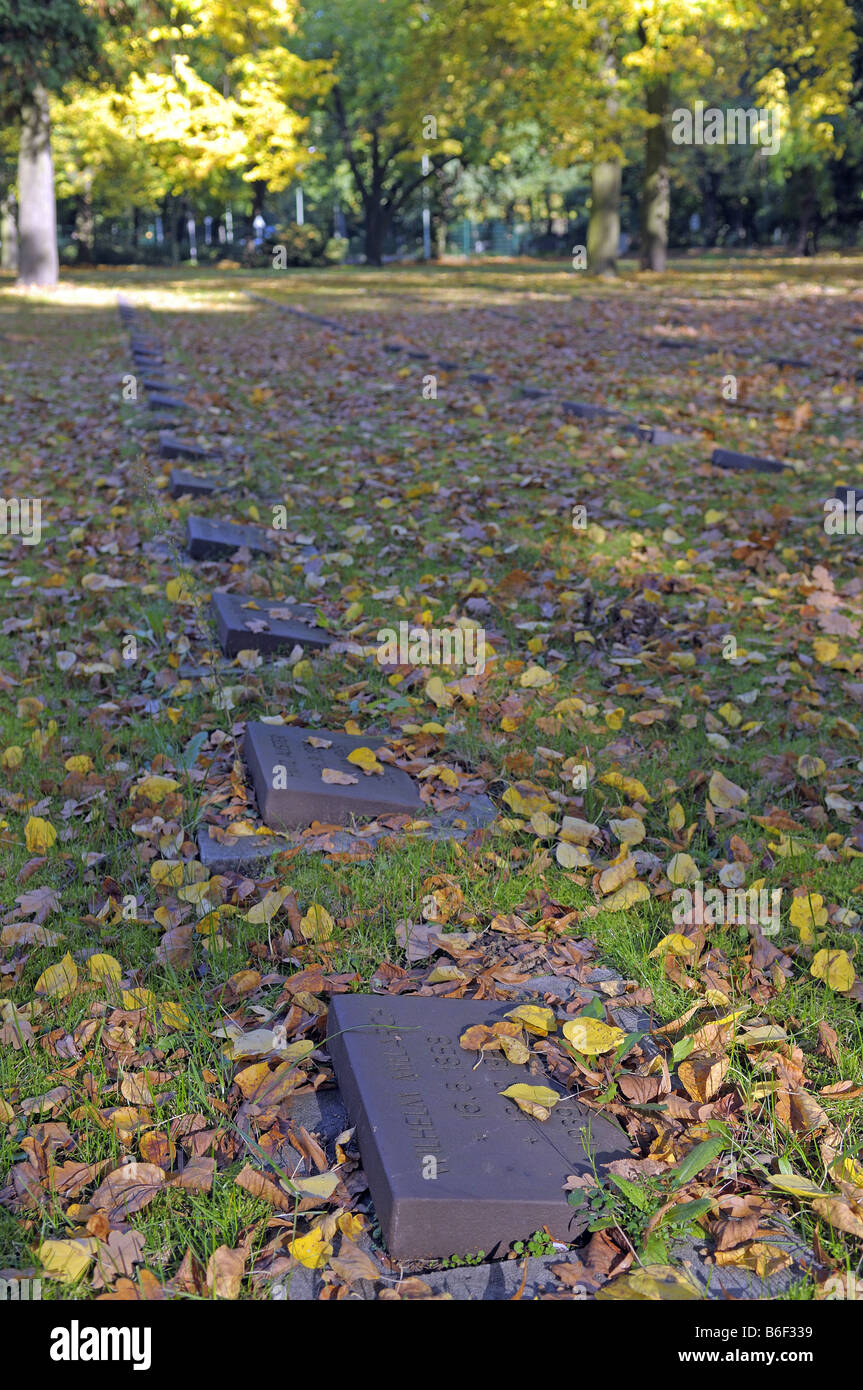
left=0, top=253, right=861, bottom=1300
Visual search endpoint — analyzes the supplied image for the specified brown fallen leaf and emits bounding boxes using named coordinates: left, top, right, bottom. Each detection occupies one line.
left=329, top=1238, right=381, bottom=1285
left=812, top=1195, right=863, bottom=1238
left=166, top=1156, right=215, bottom=1194
left=678, top=1053, right=729, bottom=1104
left=711, top=1215, right=760, bottom=1252
left=90, top=1162, right=166, bottom=1217
left=206, top=1244, right=247, bottom=1300
left=234, top=1162, right=295, bottom=1212
left=91, top=1230, right=147, bottom=1290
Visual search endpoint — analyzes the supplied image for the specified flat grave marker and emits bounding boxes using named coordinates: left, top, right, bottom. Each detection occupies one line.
left=561, top=399, right=624, bottom=421
left=711, top=446, right=788, bottom=474
left=186, top=516, right=273, bottom=560
left=244, top=722, right=421, bottom=829
left=159, top=432, right=220, bottom=462
left=170, top=470, right=217, bottom=499
left=327, top=993, right=630, bottom=1260
left=148, top=392, right=187, bottom=411
left=212, top=590, right=335, bottom=655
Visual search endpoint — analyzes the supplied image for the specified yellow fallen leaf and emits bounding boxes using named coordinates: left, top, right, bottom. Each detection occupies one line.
left=649, top=933, right=696, bottom=959
left=811, top=949, right=856, bottom=993
left=505, top=1005, right=557, bottom=1036
left=602, top=879, right=650, bottom=912
left=599, top=772, right=652, bottom=802
left=502, top=784, right=555, bottom=816
left=426, top=675, right=454, bottom=708
left=165, top=577, right=193, bottom=603
left=24, top=816, right=57, bottom=853
left=159, top=1001, right=190, bottom=1030
left=559, top=816, right=600, bottom=844
left=813, top=637, right=839, bottom=664
left=299, top=904, right=335, bottom=942
left=717, top=701, right=742, bottom=728
left=789, top=892, right=826, bottom=941
left=667, top=852, right=699, bottom=885
left=122, top=988, right=157, bottom=1011
left=498, top=1034, right=531, bottom=1064
left=499, top=1083, right=561, bottom=1120
left=519, top=665, right=554, bottom=688
left=562, top=1017, right=626, bottom=1054
left=64, top=755, right=93, bottom=774
left=1, top=745, right=24, bottom=769
left=293, top=1173, right=341, bottom=1200
left=39, top=1237, right=99, bottom=1284
left=708, top=770, right=748, bottom=809
left=556, top=840, right=591, bottom=869
left=34, top=952, right=78, bottom=998
left=596, top=1266, right=701, bottom=1300
left=529, top=811, right=557, bottom=837
left=288, top=1227, right=333, bottom=1269
left=796, top=754, right=826, bottom=779
left=244, top=886, right=296, bottom=925
left=829, top=1156, right=863, bottom=1187
left=769, top=1174, right=825, bottom=1199
left=150, top=861, right=185, bottom=887
left=346, top=746, right=384, bottom=775
left=610, top=816, right=645, bottom=845
left=87, top=953, right=121, bottom=986
left=599, top=854, right=636, bottom=895
left=132, top=775, right=181, bottom=803
left=426, top=964, right=467, bottom=984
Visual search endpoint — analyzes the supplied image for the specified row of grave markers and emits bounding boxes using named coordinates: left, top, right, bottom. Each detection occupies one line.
left=118, top=297, right=427, bottom=840
left=115, top=295, right=637, bottom=1268
left=111, top=295, right=816, bottom=1283
left=247, top=290, right=802, bottom=473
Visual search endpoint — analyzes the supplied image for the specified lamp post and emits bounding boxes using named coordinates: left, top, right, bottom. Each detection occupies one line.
left=421, top=152, right=431, bottom=261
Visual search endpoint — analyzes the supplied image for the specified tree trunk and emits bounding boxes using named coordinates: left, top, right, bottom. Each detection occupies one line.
left=162, top=195, right=179, bottom=264
left=587, top=160, right=621, bottom=276
left=0, top=191, right=18, bottom=272
left=794, top=179, right=816, bottom=255
left=364, top=197, right=390, bottom=265
left=74, top=171, right=95, bottom=263
left=640, top=73, right=670, bottom=272
left=17, top=84, right=59, bottom=288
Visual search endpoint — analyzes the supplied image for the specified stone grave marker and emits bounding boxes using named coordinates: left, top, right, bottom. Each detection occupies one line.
left=767, top=355, right=810, bottom=370
left=148, top=392, right=187, bottom=411
left=243, top=722, right=421, bottom=829
left=170, top=470, right=217, bottom=499
left=159, top=432, right=220, bottom=462
left=186, top=516, right=273, bottom=560
left=327, top=993, right=630, bottom=1261
left=711, top=446, right=788, bottom=474
left=212, top=590, right=335, bottom=655
left=561, top=400, right=624, bottom=421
